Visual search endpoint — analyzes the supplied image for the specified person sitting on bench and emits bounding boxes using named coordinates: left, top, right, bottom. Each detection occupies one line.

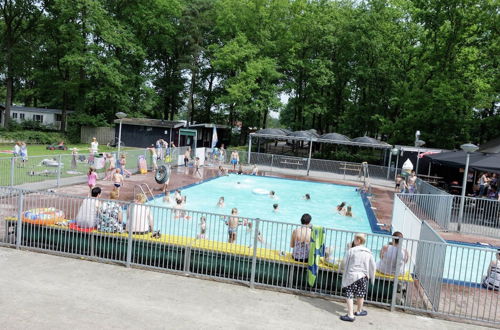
left=376, top=231, right=409, bottom=275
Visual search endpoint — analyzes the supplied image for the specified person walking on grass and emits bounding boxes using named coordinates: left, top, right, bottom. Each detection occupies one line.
left=340, top=233, right=376, bottom=322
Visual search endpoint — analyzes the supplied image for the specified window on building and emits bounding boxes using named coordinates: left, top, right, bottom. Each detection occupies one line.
left=33, top=114, right=44, bottom=122
left=55, top=114, right=62, bottom=121
left=12, top=112, right=18, bottom=119
left=19, top=113, right=25, bottom=120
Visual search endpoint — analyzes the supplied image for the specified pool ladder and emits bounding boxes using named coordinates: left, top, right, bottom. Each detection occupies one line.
left=133, top=183, right=154, bottom=201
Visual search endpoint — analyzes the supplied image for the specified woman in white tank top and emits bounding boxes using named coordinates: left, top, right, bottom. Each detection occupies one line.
left=376, top=232, right=409, bottom=275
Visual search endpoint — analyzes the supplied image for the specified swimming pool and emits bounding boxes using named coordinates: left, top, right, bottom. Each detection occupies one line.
left=141, top=174, right=497, bottom=285
left=149, top=174, right=375, bottom=233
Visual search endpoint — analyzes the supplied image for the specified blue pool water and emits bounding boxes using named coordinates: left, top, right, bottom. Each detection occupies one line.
left=150, top=174, right=374, bottom=233
left=141, top=174, right=497, bottom=285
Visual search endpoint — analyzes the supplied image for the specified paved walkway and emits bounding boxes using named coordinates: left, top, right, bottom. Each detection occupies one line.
left=0, top=248, right=486, bottom=330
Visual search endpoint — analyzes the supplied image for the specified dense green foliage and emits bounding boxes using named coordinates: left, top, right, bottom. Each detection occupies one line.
left=1, top=0, right=498, bottom=148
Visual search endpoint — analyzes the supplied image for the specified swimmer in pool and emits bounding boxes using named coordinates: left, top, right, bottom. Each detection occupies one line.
left=273, top=203, right=279, bottom=213
left=304, top=193, right=311, bottom=200
left=217, top=197, right=225, bottom=208
left=345, top=206, right=353, bottom=217
left=227, top=208, right=239, bottom=243
left=173, top=198, right=190, bottom=220
left=336, top=202, right=347, bottom=215
left=197, top=216, right=207, bottom=239
left=269, top=190, right=277, bottom=199
left=174, top=189, right=181, bottom=201
left=163, top=191, right=171, bottom=203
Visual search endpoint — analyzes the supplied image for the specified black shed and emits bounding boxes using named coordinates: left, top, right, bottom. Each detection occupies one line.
left=114, top=118, right=186, bottom=148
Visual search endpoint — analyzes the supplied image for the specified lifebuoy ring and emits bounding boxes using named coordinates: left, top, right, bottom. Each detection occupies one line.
left=252, top=188, right=269, bottom=195
left=155, top=165, right=171, bottom=184
left=22, top=208, right=65, bottom=225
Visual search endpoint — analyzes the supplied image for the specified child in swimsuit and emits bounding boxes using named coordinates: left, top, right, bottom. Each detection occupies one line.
left=227, top=208, right=239, bottom=243
left=345, top=206, right=353, bottom=217
left=87, top=167, right=97, bottom=194
left=197, top=216, right=207, bottom=239
left=120, top=154, right=132, bottom=177
left=112, top=168, right=124, bottom=192
left=217, top=197, right=225, bottom=208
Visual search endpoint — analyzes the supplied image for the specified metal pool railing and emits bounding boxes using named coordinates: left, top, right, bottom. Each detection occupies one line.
left=0, top=186, right=498, bottom=326
left=396, top=192, right=500, bottom=238
left=245, top=152, right=399, bottom=185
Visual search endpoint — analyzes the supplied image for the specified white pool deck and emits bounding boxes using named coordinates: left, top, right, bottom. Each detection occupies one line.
left=0, top=248, right=487, bottom=330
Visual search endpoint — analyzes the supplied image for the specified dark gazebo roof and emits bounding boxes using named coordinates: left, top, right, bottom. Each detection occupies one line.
left=255, top=128, right=288, bottom=136
left=352, top=136, right=389, bottom=146
left=288, top=130, right=317, bottom=139
left=319, top=133, right=351, bottom=142
left=250, top=131, right=392, bottom=149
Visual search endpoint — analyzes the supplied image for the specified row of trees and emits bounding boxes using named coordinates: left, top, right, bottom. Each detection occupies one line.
left=1, top=0, right=498, bottom=148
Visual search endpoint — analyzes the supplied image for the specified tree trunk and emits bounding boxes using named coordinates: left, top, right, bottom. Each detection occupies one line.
left=3, top=77, right=13, bottom=129
left=189, top=66, right=197, bottom=123
left=61, top=90, right=68, bottom=132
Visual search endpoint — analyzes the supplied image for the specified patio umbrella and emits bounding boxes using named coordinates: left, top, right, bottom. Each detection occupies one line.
left=288, top=130, right=317, bottom=139
left=319, top=133, right=351, bottom=142
left=255, top=128, right=287, bottom=136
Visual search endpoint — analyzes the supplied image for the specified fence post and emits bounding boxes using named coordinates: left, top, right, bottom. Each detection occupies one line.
left=390, top=241, right=403, bottom=311
left=56, top=154, right=62, bottom=187
left=16, top=191, right=24, bottom=249
left=249, top=218, right=260, bottom=288
left=10, top=157, right=15, bottom=187
left=270, top=154, right=274, bottom=173
left=126, top=203, right=134, bottom=267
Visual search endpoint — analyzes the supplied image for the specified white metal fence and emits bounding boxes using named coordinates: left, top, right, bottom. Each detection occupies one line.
left=0, top=187, right=498, bottom=325
left=0, top=147, right=190, bottom=190
left=397, top=192, right=500, bottom=238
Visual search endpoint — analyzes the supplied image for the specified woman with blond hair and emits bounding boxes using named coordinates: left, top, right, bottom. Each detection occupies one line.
left=340, top=233, right=376, bottom=322
left=127, top=193, right=154, bottom=234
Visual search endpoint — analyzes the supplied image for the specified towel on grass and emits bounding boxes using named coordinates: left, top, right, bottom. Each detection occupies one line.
left=308, top=226, right=325, bottom=286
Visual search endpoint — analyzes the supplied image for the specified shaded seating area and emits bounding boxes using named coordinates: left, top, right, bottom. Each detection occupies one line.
left=249, top=130, right=393, bottom=170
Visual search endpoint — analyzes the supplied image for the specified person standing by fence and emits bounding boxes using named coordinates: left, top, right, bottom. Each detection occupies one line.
left=340, top=233, right=376, bottom=322
left=482, top=249, right=500, bottom=291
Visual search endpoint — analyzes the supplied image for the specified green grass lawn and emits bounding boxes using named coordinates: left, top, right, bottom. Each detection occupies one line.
left=0, top=143, right=138, bottom=158
left=0, top=143, right=146, bottom=186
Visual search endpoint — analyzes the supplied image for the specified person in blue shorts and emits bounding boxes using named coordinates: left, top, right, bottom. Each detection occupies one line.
left=230, top=151, right=239, bottom=170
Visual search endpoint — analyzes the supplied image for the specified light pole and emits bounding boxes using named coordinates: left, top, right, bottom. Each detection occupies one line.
left=414, top=137, right=425, bottom=175
left=116, top=112, right=127, bottom=160
left=388, top=147, right=399, bottom=179
left=457, top=143, right=479, bottom=232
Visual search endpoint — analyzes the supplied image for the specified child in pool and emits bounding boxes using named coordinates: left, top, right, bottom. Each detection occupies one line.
left=336, top=202, right=347, bottom=215
left=273, top=203, right=279, bottom=213
left=217, top=197, right=225, bottom=208
left=345, top=206, right=353, bottom=217
left=304, top=193, right=311, bottom=200
left=269, top=190, right=277, bottom=199
left=174, top=189, right=182, bottom=201
left=227, top=208, right=239, bottom=243
left=163, top=191, right=171, bottom=203
left=197, top=216, right=207, bottom=239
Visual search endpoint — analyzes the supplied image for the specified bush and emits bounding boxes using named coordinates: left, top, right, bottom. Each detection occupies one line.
left=0, top=130, right=66, bottom=144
